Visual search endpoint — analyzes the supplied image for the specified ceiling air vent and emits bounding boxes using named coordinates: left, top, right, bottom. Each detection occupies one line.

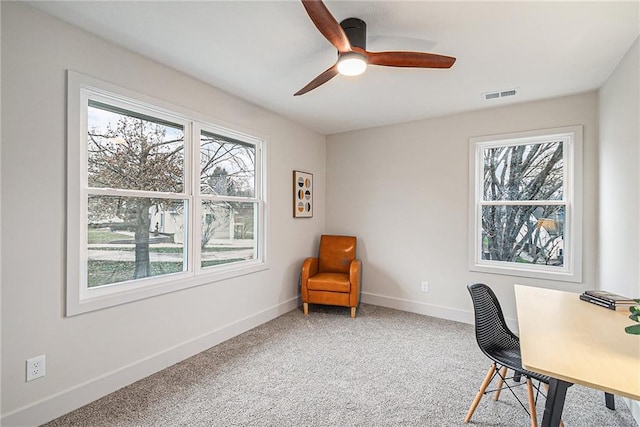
left=482, top=88, right=519, bottom=101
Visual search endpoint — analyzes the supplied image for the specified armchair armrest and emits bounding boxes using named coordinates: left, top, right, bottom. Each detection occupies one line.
left=349, top=259, right=362, bottom=307
left=301, top=257, right=319, bottom=301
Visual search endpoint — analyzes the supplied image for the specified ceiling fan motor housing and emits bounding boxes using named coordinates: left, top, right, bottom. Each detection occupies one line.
left=340, top=18, right=366, bottom=50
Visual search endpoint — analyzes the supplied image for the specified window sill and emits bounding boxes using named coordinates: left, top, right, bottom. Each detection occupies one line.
left=470, top=262, right=581, bottom=283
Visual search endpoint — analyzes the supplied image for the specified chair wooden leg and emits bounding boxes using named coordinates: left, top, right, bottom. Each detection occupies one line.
left=465, top=363, right=496, bottom=423
left=494, top=366, right=508, bottom=401
left=303, top=303, right=308, bottom=315
left=526, top=378, right=538, bottom=427
left=350, top=307, right=356, bottom=318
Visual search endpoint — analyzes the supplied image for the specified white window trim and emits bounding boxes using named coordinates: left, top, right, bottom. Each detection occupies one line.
left=67, top=70, right=268, bottom=316
left=468, top=126, right=583, bottom=282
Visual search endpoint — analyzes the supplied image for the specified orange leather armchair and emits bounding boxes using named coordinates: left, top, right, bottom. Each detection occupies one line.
left=301, top=235, right=362, bottom=318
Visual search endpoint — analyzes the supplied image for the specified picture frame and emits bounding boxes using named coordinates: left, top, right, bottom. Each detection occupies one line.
left=293, top=170, right=313, bottom=218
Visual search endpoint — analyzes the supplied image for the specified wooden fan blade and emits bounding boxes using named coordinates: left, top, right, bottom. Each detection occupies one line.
left=367, top=51, right=456, bottom=68
left=301, top=0, right=351, bottom=53
left=294, top=64, right=339, bottom=96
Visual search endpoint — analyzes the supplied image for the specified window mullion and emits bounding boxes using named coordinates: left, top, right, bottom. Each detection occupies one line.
left=192, top=121, right=201, bottom=274
left=200, top=195, right=261, bottom=203
left=480, top=200, right=567, bottom=206
left=86, top=188, right=187, bottom=199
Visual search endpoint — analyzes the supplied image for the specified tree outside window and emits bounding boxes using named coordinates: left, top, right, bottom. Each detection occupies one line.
left=67, top=72, right=266, bottom=315
left=481, top=141, right=564, bottom=265
left=83, top=99, right=261, bottom=288
left=469, top=127, right=582, bottom=282
left=87, top=102, right=187, bottom=286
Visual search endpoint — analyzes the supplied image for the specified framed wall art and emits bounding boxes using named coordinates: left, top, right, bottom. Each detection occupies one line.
left=293, top=170, right=313, bottom=218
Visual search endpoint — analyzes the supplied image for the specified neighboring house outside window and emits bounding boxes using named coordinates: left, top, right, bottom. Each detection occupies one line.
left=67, top=71, right=266, bottom=315
left=469, top=126, right=582, bottom=282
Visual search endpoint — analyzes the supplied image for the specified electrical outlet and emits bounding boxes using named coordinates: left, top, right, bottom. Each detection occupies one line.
left=26, top=355, right=46, bottom=382
left=421, top=281, right=429, bottom=292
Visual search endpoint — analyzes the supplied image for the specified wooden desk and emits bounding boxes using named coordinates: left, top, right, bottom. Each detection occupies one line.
left=514, top=285, right=640, bottom=427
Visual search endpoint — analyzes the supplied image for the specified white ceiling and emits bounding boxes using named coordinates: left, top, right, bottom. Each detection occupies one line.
left=27, top=1, right=639, bottom=135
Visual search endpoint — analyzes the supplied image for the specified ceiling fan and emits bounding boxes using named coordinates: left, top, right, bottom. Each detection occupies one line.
left=294, top=0, right=456, bottom=96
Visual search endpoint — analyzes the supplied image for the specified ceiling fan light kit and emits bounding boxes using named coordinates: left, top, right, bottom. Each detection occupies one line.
left=337, top=52, right=367, bottom=76
left=295, top=0, right=456, bottom=96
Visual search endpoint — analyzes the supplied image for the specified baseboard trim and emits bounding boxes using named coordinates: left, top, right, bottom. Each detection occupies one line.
left=1, top=297, right=299, bottom=427
left=360, top=291, right=520, bottom=332
left=361, top=292, right=474, bottom=323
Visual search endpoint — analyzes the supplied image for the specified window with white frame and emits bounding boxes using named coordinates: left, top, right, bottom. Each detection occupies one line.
left=469, top=126, right=582, bottom=282
left=67, top=71, right=266, bottom=315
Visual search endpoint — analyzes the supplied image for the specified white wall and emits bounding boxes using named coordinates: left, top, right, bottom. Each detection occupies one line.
left=1, top=3, right=325, bottom=425
left=598, top=37, right=640, bottom=422
left=326, top=92, right=599, bottom=325
left=599, top=37, right=640, bottom=299
left=0, top=1, right=3, bottom=422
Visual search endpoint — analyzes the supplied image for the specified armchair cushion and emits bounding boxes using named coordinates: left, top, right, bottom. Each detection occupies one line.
left=307, top=272, right=351, bottom=292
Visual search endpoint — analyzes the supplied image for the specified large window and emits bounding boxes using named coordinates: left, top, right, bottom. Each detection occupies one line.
left=469, top=126, right=582, bottom=282
left=67, top=71, right=266, bottom=315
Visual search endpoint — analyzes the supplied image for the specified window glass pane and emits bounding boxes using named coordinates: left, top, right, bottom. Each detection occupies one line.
left=200, top=131, right=255, bottom=197
left=87, top=102, right=185, bottom=192
left=483, top=141, right=563, bottom=201
left=201, top=201, right=256, bottom=268
left=481, top=205, right=565, bottom=267
left=87, top=195, right=187, bottom=287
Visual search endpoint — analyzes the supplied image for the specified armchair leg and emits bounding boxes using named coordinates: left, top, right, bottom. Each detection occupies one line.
left=465, top=363, right=496, bottom=423
left=350, top=307, right=356, bottom=318
left=303, top=303, right=308, bottom=315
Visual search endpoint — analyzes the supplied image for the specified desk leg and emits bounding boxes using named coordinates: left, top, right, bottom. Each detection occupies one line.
left=605, top=392, right=615, bottom=410
left=542, top=379, right=572, bottom=427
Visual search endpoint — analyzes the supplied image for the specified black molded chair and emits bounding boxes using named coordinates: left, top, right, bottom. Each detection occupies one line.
left=465, top=283, right=562, bottom=427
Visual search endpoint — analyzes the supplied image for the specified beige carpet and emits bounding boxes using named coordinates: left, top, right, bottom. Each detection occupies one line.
left=43, top=304, right=637, bottom=426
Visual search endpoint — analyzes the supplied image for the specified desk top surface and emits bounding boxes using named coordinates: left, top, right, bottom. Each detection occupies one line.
left=514, top=285, right=640, bottom=400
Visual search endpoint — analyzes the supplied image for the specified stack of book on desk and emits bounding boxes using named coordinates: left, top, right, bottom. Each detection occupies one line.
left=579, top=290, right=637, bottom=311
